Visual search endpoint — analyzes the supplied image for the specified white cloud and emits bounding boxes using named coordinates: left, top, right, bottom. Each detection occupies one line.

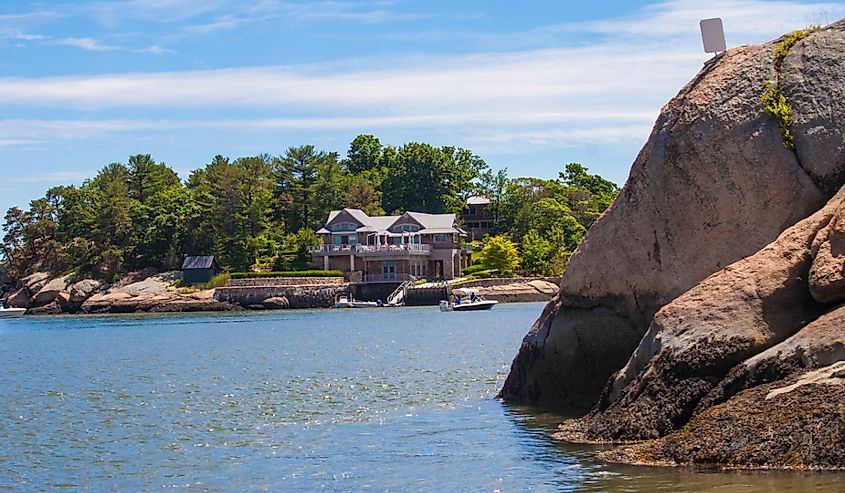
left=54, top=36, right=120, bottom=51
left=135, top=44, right=176, bottom=55
left=1, top=0, right=840, bottom=154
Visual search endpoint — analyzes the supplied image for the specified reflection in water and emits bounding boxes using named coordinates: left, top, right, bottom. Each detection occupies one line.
left=1, top=304, right=843, bottom=492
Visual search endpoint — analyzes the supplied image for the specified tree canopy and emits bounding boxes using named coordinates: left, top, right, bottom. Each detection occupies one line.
left=1, top=136, right=619, bottom=281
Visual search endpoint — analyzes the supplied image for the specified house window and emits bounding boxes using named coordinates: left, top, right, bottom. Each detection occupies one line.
left=435, top=234, right=448, bottom=243
left=330, top=222, right=357, bottom=232
left=394, top=223, right=420, bottom=233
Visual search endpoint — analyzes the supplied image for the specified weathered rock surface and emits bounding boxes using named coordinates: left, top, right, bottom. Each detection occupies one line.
left=474, top=280, right=559, bottom=303
left=22, top=272, right=50, bottom=295
left=82, top=282, right=238, bottom=314
left=31, top=275, right=71, bottom=307
left=600, top=362, right=845, bottom=470
left=501, top=21, right=845, bottom=470
left=6, top=287, right=30, bottom=308
left=262, top=297, right=290, bottom=309
left=557, top=189, right=843, bottom=442
left=69, top=279, right=102, bottom=304
left=501, top=21, right=845, bottom=412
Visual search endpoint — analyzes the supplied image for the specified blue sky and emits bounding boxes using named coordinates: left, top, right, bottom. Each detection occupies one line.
left=1, top=0, right=843, bottom=215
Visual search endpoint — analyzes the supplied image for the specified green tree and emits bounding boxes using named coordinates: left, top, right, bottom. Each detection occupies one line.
left=477, top=234, right=520, bottom=276
left=274, top=145, right=337, bottom=232
left=344, top=175, right=384, bottom=215
left=127, top=154, right=180, bottom=203
left=520, top=229, right=552, bottom=276
left=382, top=143, right=488, bottom=213
left=345, top=134, right=384, bottom=174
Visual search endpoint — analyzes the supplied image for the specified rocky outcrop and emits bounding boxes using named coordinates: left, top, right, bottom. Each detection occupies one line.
left=30, top=275, right=71, bottom=307
left=6, top=287, right=30, bottom=308
left=22, top=272, right=50, bottom=295
left=470, top=280, right=559, bottom=303
left=501, top=21, right=845, bottom=413
left=69, top=279, right=102, bottom=304
left=262, top=297, right=290, bottom=309
left=556, top=188, right=844, bottom=443
left=599, top=362, right=845, bottom=469
left=81, top=274, right=238, bottom=314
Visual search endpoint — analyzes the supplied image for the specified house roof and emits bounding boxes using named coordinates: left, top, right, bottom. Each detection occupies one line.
left=320, top=209, right=462, bottom=236
left=182, top=256, right=217, bottom=270
left=466, top=196, right=491, bottom=206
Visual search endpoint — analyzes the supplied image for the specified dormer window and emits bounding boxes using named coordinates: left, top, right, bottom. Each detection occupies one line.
left=330, top=222, right=358, bottom=232
left=394, top=223, right=420, bottom=233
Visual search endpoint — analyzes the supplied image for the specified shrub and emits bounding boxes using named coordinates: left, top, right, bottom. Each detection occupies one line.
left=761, top=82, right=795, bottom=149
left=229, top=270, right=343, bottom=279
left=461, top=264, right=488, bottom=276
left=773, top=26, right=819, bottom=67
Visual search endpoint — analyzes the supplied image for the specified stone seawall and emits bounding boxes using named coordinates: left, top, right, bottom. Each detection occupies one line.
left=226, top=277, right=345, bottom=287
left=214, top=284, right=347, bottom=308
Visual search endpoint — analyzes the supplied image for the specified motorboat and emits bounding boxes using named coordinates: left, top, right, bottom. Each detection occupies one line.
left=334, top=294, right=379, bottom=308
left=439, top=289, right=498, bottom=312
left=440, top=299, right=498, bottom=311
left=0, top=305, right=26, bottom=318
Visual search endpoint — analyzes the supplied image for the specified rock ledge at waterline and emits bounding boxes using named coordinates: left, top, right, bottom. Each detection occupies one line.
left=501, top=20, right=845, bottom=469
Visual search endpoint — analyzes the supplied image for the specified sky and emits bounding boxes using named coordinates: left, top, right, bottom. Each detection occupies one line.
left=1, top=0, right=843, bottom=215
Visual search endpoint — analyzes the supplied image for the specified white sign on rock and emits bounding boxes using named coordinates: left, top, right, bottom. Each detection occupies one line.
left=700, top=18, right=727, bottom=54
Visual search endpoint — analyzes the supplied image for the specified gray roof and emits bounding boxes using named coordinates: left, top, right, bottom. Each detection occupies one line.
left=320, top=209, right=460, bottom=235
left=404, top=212, right=457, bottom=230
left=466, top=196, right=491, bottom=205
left=182, top=256, right=217, bottom=270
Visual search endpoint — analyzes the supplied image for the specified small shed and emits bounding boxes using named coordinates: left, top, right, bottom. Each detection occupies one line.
left=181, top=256, right=220, bottom=285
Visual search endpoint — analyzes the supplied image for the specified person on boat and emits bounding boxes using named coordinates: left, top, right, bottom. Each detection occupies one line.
left=470, top=292, right=478, bottom=303
left=455, top=295, right=462, bottom=305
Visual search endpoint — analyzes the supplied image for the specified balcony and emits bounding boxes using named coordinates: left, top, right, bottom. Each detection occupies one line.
left=311, top=244, right=432, bottom=256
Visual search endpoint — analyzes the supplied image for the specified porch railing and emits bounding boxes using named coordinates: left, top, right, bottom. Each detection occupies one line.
left=311, top=244, right=432, bottom=255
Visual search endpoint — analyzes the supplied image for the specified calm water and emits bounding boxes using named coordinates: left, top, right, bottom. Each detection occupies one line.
left=1, top=303, right=844, bottom=492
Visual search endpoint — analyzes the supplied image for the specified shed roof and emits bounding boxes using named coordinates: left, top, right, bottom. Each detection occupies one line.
left=182, top=256, right=217, bottom=270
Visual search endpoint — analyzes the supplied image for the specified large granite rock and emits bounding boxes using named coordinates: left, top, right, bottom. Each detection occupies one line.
left=501, top=21, right=845, bottom=411
left=22, top=272, right=50, bottom=295
left=69, top=279, right=102, bottom=304
left=6, top=287, right=30, bottom=308
left=600, top=361, right=845, bottom=469
left=82, top=281, right=238, bottom=314
left=474, top=280, right=559, bottom=303
left=31, top=275, right=71, bottom=307
left=262, top=297, right=290, bottom=309
left=556, top=188, right=844, bottom=442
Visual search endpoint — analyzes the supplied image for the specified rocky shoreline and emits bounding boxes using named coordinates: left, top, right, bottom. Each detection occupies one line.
left=501, top=21, right=845, bottom=470
left=1, top=270, right=559, bottom=316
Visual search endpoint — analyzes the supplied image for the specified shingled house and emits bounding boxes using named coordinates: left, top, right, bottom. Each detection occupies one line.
left=181, top=256, right=220, bottom=284
left=312, top=208, right=471, bottom=283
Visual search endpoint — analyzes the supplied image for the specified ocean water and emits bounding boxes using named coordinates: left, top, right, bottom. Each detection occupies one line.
left=1, top=303, right=843, bottom=492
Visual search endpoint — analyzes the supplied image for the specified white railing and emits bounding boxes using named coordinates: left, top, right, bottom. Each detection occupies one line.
left=311, top=244, right=432, bottom=254
left=310, top=244, right=356, bottom=253
left=355, top=244, right=431, bottom=254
